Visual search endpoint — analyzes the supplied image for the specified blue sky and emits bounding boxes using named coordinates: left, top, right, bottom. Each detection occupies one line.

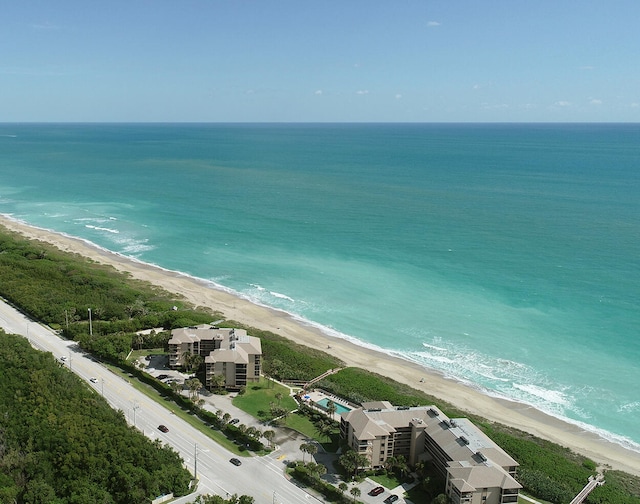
left=2, top=1, right=639, bottom=122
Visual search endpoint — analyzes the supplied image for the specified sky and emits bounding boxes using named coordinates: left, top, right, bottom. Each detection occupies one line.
left=2, top=1, right=639, bottom=122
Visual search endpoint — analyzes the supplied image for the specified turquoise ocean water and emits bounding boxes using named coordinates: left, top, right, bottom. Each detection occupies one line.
left=1, top=123, right=639, bottom=451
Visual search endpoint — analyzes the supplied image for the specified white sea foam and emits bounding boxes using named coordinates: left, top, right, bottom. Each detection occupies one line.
left=269, top=291, right=295, bottom=302
left=618, top=402, right=640, bottom=413
left=85, top=224, right=120, bottom=234
left=513, top=383, right=570, bottom=406
left=422, top=342, right=447, bottom=352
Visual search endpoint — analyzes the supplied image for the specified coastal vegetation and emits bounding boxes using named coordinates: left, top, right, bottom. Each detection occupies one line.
left=0, top=332, right=192, bottom=504
left=1, top=226, right=639, bottom=503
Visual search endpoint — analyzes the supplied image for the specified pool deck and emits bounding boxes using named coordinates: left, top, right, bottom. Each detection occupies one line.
left=302, top=389, right=356, bottom=422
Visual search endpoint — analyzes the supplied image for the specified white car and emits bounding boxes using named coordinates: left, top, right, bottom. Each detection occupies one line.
left=60, top=356, right=67, bottom=361
left=90, top=377, right=98, bottom=383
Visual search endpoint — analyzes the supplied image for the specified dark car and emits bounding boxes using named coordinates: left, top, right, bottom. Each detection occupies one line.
left=384, top=496, right=398, bottom=504
left=157, top=374, right=169, bottom=380
left=158, top=425, right=169, bottom=433
left=230, top=418, right=240, bottom=424
left=369, top=486, right=385, bottom=496
left=229, top=458, right=242, bottom=466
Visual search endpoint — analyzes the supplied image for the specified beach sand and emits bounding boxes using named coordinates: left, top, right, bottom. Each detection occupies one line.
left=2, top=214, right=639, bottom=477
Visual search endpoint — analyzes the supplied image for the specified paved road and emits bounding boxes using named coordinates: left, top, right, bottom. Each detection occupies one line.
left=0, top=299, right=319, bottom=504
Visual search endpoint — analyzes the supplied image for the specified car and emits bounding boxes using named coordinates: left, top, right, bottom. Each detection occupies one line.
left=229, top=458, right=242, bottom=466
left=369, top=487, right=385, bottom=496
left=384, top=496, right=399, bottom=504
left=89, top=377, right=98, bottom=383
left=230, top=418, right=240, bottom=424
left=60, top=356, right=67, bottom=361
left=157, top=374, right=169, bottom=380
left=158, top=425, right=169, bottom=433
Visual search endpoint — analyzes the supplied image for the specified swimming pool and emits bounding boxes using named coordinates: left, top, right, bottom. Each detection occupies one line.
left=315, top=397, right=352, bottom=415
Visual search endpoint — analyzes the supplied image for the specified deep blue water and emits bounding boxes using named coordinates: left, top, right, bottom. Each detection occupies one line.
left=1, top=123, right=639, bottom=450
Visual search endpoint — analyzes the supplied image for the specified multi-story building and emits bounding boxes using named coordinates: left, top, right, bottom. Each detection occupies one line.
left=167, top=324, right=261, bottom=390
left=340, top=401, right=521, bottom=504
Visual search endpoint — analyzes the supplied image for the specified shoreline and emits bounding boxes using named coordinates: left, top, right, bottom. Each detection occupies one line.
left=1, top=214, right=639, bottom=476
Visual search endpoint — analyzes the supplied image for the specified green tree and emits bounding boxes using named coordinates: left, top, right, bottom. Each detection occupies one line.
left=339, top=449, right=369, bottom=480
left=349, top=486, right=361, bottom=503
left=263, top=430, right=275, bottom=448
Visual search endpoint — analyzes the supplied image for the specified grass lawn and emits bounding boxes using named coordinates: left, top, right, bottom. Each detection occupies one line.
left=128, top=348, right=165, bottom=362
left=370, top=473, right=402, bottom=489
left=232, top=378, right=297, bottom=421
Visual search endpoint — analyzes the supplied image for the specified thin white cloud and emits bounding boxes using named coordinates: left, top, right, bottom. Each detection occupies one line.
left=356, top=90, right=369, bottom=95
left=395, top=94, right=402, bottom=100
left=631, top=102, right=640, bottom=108
left=589, top=98, right=602, bottom=105
left=427, top=21, right=441, bottom=27
left=314, top=90, right=323, bottom=95
left=580, top=66, right=595, bottom=71
left=30, top=21, right=61, bottom=30
left=554, top=100, right=571, bottom=107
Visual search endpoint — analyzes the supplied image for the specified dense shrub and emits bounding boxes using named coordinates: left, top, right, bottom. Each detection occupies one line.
left=0, top=332, right=192, bottom=503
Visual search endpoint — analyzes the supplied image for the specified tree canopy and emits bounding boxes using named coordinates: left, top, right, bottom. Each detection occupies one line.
left=0, top=332, right=192, bottom=504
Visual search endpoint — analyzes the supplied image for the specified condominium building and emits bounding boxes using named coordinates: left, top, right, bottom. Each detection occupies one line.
left=340, top=401, right=520, bottom=504
left=168, top=324, right=261, bottom=390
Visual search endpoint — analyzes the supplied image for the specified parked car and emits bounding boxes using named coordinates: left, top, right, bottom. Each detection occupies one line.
left=230, top=418, right=240, bottom=424
left=229, top=458, right=242, bottom=466
left=89, top=377, right=98, bottom=383
left=158, top=425, right=169, bottom=433
left=384, top=496, right=398, bottom=504
left=370, top=486, right=385, bottom=496
left=157, top=374, right=169, bottom=380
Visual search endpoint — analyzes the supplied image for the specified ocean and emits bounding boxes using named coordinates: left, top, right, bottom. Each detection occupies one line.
left=1, top=123, right=639, bottom=452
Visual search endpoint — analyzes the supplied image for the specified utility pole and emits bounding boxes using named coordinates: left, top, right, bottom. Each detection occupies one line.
left=88, top=308, right=93, bottom=336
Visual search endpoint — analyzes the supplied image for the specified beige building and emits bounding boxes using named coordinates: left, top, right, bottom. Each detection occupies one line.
left=168, top=325, right=262, bottom=390
left=340, top=401, right=520, bottom=504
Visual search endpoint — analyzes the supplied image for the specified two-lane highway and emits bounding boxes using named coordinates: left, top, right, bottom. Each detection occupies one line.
left=0, top=299, right=317, bottom=503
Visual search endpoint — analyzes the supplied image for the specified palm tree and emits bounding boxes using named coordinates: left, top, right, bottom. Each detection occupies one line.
left=305, top=442, right=318, bottom=461
left=189, top=353, right=204, bottom=374
left=300, top=442, right=310, bottom=463
left=274, top=392, right=283, bottom=406
left=133, top=332, right=145, bottom=350
left=318, top=421, right=334, bottom=442
left=210, top=373, right=226, bottom=391
left=339, top=449, right=369, bottom=480
left=186, top=377, right=202, bottom=401
left=263, top=430, right=275, bottom=448
left=349, top=487, right=361, bottom=503
left=181, top=350, right=193, bottom=370
left=325, top=400, right=337, bottom=418
left=338, top=482, right=348, bottom=495
left=307, top=462, right=326, bottom=480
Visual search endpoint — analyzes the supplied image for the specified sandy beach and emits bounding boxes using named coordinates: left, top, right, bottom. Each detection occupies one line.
left=2, top=214, right=639, bottom=477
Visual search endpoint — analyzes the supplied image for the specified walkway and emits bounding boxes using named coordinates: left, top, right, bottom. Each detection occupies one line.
left=570, top=475, right=605, bottom=504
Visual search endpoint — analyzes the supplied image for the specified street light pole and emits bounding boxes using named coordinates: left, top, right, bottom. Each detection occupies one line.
left=133, top=400, right=139, bottom=427
left=194, top=443, right=198, bottom=481
left=88, top=308, right=93, bottom=336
